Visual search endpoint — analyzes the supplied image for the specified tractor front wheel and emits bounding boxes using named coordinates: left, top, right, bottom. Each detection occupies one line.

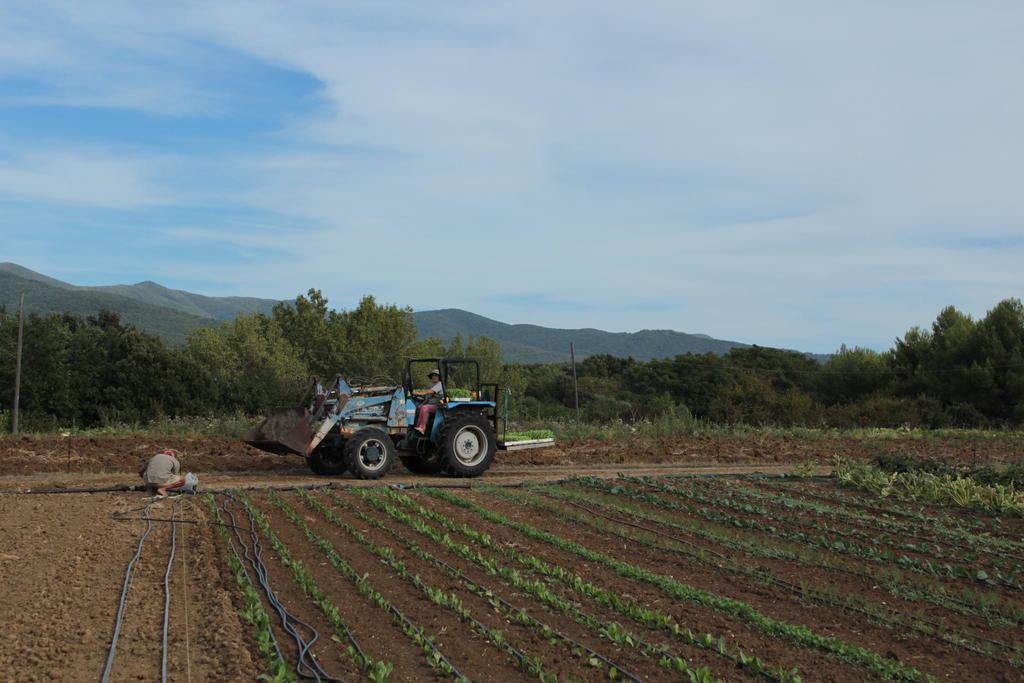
left=308, top=443, right=346, bottom=476
left=437, top=413, right=496, bottom=478
left=345, top=430, right=395, bottom=480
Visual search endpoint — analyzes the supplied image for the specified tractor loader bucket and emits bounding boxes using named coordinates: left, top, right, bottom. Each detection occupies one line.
left=243, top=407, right=313, bottom=456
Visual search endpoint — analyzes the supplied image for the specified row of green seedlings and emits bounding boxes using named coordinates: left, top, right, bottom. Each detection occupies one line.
left=758, top=474, right=1002, bottom=535
left=268, top=489, right=564, bottom=681
left=340, top=487, right=738, bottom=682
left=751, top=477, right=1024, bottom=584
left=586, top=475, right=1024, bottom=628
left=230, top=492, right=394, bottom=681
left=511, top=481, right=1024, bottom=667
left=833, top=456, right=1024, bottom=517
left=694, top=475, right=1022, bottom=570
left=204, top=494, right=294, bottom=683
left=301, top=489, right=659, bottom=683
left=708, top=477, right=1024, bottom=565
left=251, top=491, right=467, bottom=680
left=620, top=474, right=1024, bottom=593
left=553, top=478, right=1020, bottom=627
left=630, top=474, right=1022, bottom=588
left=414, top=487, right=935, bottom=683
left=705, top=475, right=1024, bottom=615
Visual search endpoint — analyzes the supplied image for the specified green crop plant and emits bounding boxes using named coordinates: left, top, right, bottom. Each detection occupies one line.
left=291, top=490, right=559, bottom=681
left=746, top=477, right=1024, bottom=558
left=610, top=476, right=1023, bottom=591
left=653, top=476, right=1024, bottom=578
left=834, top=457, right=1024, bottom=518
left=232, top=493, right=394, bottom=679
left=705, top=477, right=1024, bottom=563
left=508, top=483, right=1024, bottom=663
left=204, top=494, right=296, bottom=682
left=504, top=429, right=556, bottom=441
left=332, top=487, right=731, bottom=682
left=265, top=491, right=467, bottom=680
left=368, top=488, right=800, bottom=682
left=421, top=487, right=935, bottom=682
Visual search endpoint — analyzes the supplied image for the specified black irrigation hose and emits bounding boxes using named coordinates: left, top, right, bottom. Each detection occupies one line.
left=270, top=492, right=466, bottom=680
left=161, top=499, right=181, bottom=683
left=314, top=491, right=553, bottom=680
left=0, top=485, right=145, bottom=494
left=216, top=496, right=289, bottom=670
left=220, top=493, right=343, bottom=683
left=101, top=500, right=155, bottom=682
left=359, top=488, right=795, bottom=683
left=542, top=491, right=1024, bottom=667
left=322, top=490, right=649, bottom=683
left=238, top=491, right=372, bottom=676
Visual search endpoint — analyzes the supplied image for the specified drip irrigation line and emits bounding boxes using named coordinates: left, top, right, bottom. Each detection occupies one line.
left=270, top=491, right=467, bottom=680
left=216, top=496, right=288, bottom=670
left=221, top=493, right=343, bottom=682
left=0, top=485, right=145, bottom=495
left=180, top=507, right=193, bottom=683
left=239, top=491, right=372, bottom=675
left=101, top=500, right=155, bottom=682
left=162, top=498, right=181, bottom=683
left=350, top=488, right=794, bottom=683
left=324, top=491, right=660, bottom=683
left=543, top=490, right=1023, bottom=665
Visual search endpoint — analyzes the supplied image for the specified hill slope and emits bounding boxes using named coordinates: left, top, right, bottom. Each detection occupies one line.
left=2, top=263, right=817, bottom=362
left=412, top=308, right=752, bottom=363
left=0, top=263, right=279, bottom=321
left=0, top=271, right=217, bottom=344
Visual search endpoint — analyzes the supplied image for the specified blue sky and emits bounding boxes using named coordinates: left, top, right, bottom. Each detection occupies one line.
left=1, top=1, right=1022, bottom=354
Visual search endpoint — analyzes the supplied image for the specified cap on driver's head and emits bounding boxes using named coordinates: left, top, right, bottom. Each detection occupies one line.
left=427, top=369, right=441, bottom=377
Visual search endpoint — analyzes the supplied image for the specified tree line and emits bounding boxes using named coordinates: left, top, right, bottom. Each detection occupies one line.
left=1, top=291, right=1022, bottom=431
left=0, top=290, right=503, bottom=430
left=510, top=298, right=1024, bottom=428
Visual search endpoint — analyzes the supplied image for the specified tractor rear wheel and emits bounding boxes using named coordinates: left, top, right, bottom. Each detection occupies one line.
left=308, top=443, right=346, bottom=476
left=437, top=412, right=496, bottom=477
left=345, top=430, right=395, bottom=480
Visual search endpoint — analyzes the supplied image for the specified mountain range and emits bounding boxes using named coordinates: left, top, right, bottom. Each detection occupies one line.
left=1, top=262, right=803, bottom=363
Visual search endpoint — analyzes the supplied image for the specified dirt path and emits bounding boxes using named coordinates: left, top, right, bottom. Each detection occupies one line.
left=0, top=461, right=829, bottom=494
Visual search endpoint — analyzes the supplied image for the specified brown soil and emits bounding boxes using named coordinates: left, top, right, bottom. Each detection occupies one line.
left=1, top=433, right=1022, bottom=680
left=2, top=432, right=1021, bottom=479
left=414, top=488, right=1023, bottom=682
left=0, top=494, right=259, bottom=682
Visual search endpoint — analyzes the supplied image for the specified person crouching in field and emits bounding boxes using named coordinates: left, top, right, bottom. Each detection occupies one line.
left=139, top=450, right=186, bottom=498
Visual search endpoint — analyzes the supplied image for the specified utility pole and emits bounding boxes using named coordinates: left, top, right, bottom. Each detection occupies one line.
left=570, top=342, right=580, bottom=429
left=13, top=291, right=24, bottom=435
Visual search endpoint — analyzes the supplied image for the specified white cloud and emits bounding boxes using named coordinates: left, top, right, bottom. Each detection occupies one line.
left=0, top=148, right=162, bottom=207
left=1, top=1, right=1022, bottom=351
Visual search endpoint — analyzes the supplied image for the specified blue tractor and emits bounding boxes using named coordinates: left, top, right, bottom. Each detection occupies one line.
left=244, top=357, right=499, bottom=479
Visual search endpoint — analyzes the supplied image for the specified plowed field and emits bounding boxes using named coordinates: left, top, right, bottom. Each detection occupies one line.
left=1, top=434, right=1022, bottom=681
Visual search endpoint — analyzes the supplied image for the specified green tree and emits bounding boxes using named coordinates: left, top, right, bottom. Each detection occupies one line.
left=817, top=345, right=890, bottom=405
left=185, top=313, right=307, bottom=414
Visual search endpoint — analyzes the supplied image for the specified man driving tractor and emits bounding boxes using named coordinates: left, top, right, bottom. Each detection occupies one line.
left=412, top=369, right=444, bottom=434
